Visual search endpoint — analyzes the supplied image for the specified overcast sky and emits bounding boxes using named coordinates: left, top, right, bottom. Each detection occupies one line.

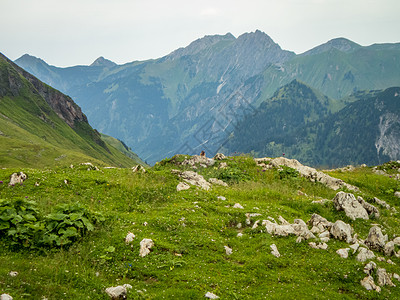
left=1, top=0, right=399, bottom=67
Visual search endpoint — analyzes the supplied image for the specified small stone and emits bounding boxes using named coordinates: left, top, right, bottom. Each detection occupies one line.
left=236, top=223, right=242, bottom=229
left=377, top=256, right=385, bottom=262
left=364, top=261, right=377, bottom=275
left=237, top=233, right=243, bottom=237
left=209, top=178, right=228, bottom=186
left=393, top=273, right=400, bottom=282
left=270, top=244, right=281, bottom=258
left=320, top=237, right=330, bottom=243
left=139, top=239, right=154, bottom=257
left=349, top=243, right=360, bottom=254
left=217, top=196, right=226, bottom=201
left=205, top=292, right=219, bottom=299
left=177, top=182, right=190, bottom=191
left=376, top=268, right=395, bottom=287
left=387, top=259, right=395, bottom=265
left=0, top=294, right=13, bottom=300
left=105, top=285, right=128, bottom=299
left=296, top=236, right=304, bottom=243
left=384, top=241, right=395, bottom=256
left=365, top=226, right=387, bottom=251
left=224, top=246, right=233, bottom=255
left=252, top=220, right=260, bottom=229
left=9, top=172, right=27, bottom=186
left=360, top=275, right=381, bottom=292
left=8, top=271, right=18, bottom=277
left=125, top=232, right=135, bottom=244
left=278, top=216, right=290, bottom=225
left=233, top=203, right=244, bottom=209
left=357, top=247, right=376, bottom=262
left=336, top=248, right=350, bottom=258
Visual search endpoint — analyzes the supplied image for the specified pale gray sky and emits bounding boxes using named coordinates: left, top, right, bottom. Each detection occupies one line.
left=1, top=0, right=399, bottom=67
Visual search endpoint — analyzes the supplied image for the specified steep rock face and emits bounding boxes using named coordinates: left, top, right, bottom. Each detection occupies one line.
left=375, top=112, right=400, bottom=160
left=1, top=53, right=87, bottom=128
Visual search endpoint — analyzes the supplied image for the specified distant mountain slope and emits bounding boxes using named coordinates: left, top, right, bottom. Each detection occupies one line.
left=248, top=87, right=400, bottom=167
left=223, top=80, right=342, bottom=155
left=0, top=53, right=143, bottom=168
left=15, top=31, right=400, bottom=164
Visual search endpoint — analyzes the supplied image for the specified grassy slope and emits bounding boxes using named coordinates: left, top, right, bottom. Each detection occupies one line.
left=1, top=156, right=400, bottom=299
left=0, top=57, right=139, bottom=168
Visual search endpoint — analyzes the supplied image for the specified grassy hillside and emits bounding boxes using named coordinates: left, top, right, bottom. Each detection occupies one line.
left=0, top=54, right=142, bottom=168
left=1, top=155, right=400, bottom=299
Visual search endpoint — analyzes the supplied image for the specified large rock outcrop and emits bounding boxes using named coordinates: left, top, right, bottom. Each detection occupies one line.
left=255, top=157, right=359, bottom=191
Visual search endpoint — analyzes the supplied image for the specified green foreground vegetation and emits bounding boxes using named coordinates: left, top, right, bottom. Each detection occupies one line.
left=1, top=156, right=400, bottom=299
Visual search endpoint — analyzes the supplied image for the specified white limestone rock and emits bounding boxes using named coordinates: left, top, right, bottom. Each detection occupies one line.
left=139, top=238, right=154, bottom=257
left=365, top=226, right=388, bottom=251
left=330, top=220, right=353, bottom=243
left=177, top=182, right=190, bottom=191
left=270, top=244, right=281, bottom=258
left=333, top=192, right=369, bottom=220
left=360, top=275, right=381, bottom=292
left=205, top=292, right=219, bottom=299
left=376, top=268, right=395, bottom=287
left=224, top=246, right=233, bottom=255
left=357, top=247, right=376, bottom=262
left=336, top=248, right=350, bottom=258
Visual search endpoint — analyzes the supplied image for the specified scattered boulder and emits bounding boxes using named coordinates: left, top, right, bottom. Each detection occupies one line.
left=218, top=162, right=228, bottom=169
left=384, top=241, right=395, bottom=256
left=357, top=196, right=379, bottom=218
left=376, top=268, right=395, bottom=287
left=213, top=153, right=226, bottom=160
left=252, top=220, right=260, bottom=229
left=132, top=165, right=146, bottom=173
left=176, top=182, right=190, bottom=191
left=139, top=239, right=154, bottom=257
left=394, top=273, right=400, bottom=282
left=395, top=191, right=400, bottom=198
left=0, top=294, right=13, bottom=300
left=336, top=248, right=350, bottom=258
left=8, top=271, right=18, bottom=277
left=365, top=226, right=387, bottom=251
left=105, top=284, right=132, bottom=299
left=9, top=172, right=27, bottom=186
left=330, top=220, right=353, bottom=243
left=181, top=155, right=215, bottom=167
left=233, top=203, right=244, bottom=209
left=205, top=292, right=219, bottom=299
left=270, top=244, right=281, bottom=257
left=349, top=243, right=360, bottom=254
left=217, top=196, right=226, bottom=201
left=173, top=170, right=211, bottom=190
left=309, top=242, right=328, bottom=250
left=360, top=275, right=381, bottom=292
left=255, top=157, right=359, bottom=191
left=208, top=178, right=228, bottom=187
left=224, top=246, right=233, bottom=255
left=125, top=232, right=135, bottom=244
left=364, top=261, right=377, bottom=275
left=372, top=197, right=391, bottom=210
left=307, top=214, right=332, bottom=232
left=333, top=192, right=369, bottom=220
left=394, top=237, right=400, bottom=246
left=357, top=247, right=376, bottom=262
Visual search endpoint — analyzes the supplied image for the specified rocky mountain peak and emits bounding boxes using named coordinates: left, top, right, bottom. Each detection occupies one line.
left=90, top=56, right=117, bottom=68
left=301, top=37, right=361, bottom=56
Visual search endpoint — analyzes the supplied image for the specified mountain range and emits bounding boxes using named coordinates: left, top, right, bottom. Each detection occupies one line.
left=14, top=30, right=400, bottom=165
left=0, top=53, right=144, bottom=168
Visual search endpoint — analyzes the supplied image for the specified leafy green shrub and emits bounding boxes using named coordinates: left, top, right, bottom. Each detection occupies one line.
left=0, top=198, right=42, bottom=248
left=41, top=203, right=105, bottom=247
left=277, top=166, right=299, bottom=179
left=0, top=199, right=104, bottom=249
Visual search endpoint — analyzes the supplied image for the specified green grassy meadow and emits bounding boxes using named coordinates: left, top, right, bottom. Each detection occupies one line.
left=1, top=156, right=400, bottom=299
